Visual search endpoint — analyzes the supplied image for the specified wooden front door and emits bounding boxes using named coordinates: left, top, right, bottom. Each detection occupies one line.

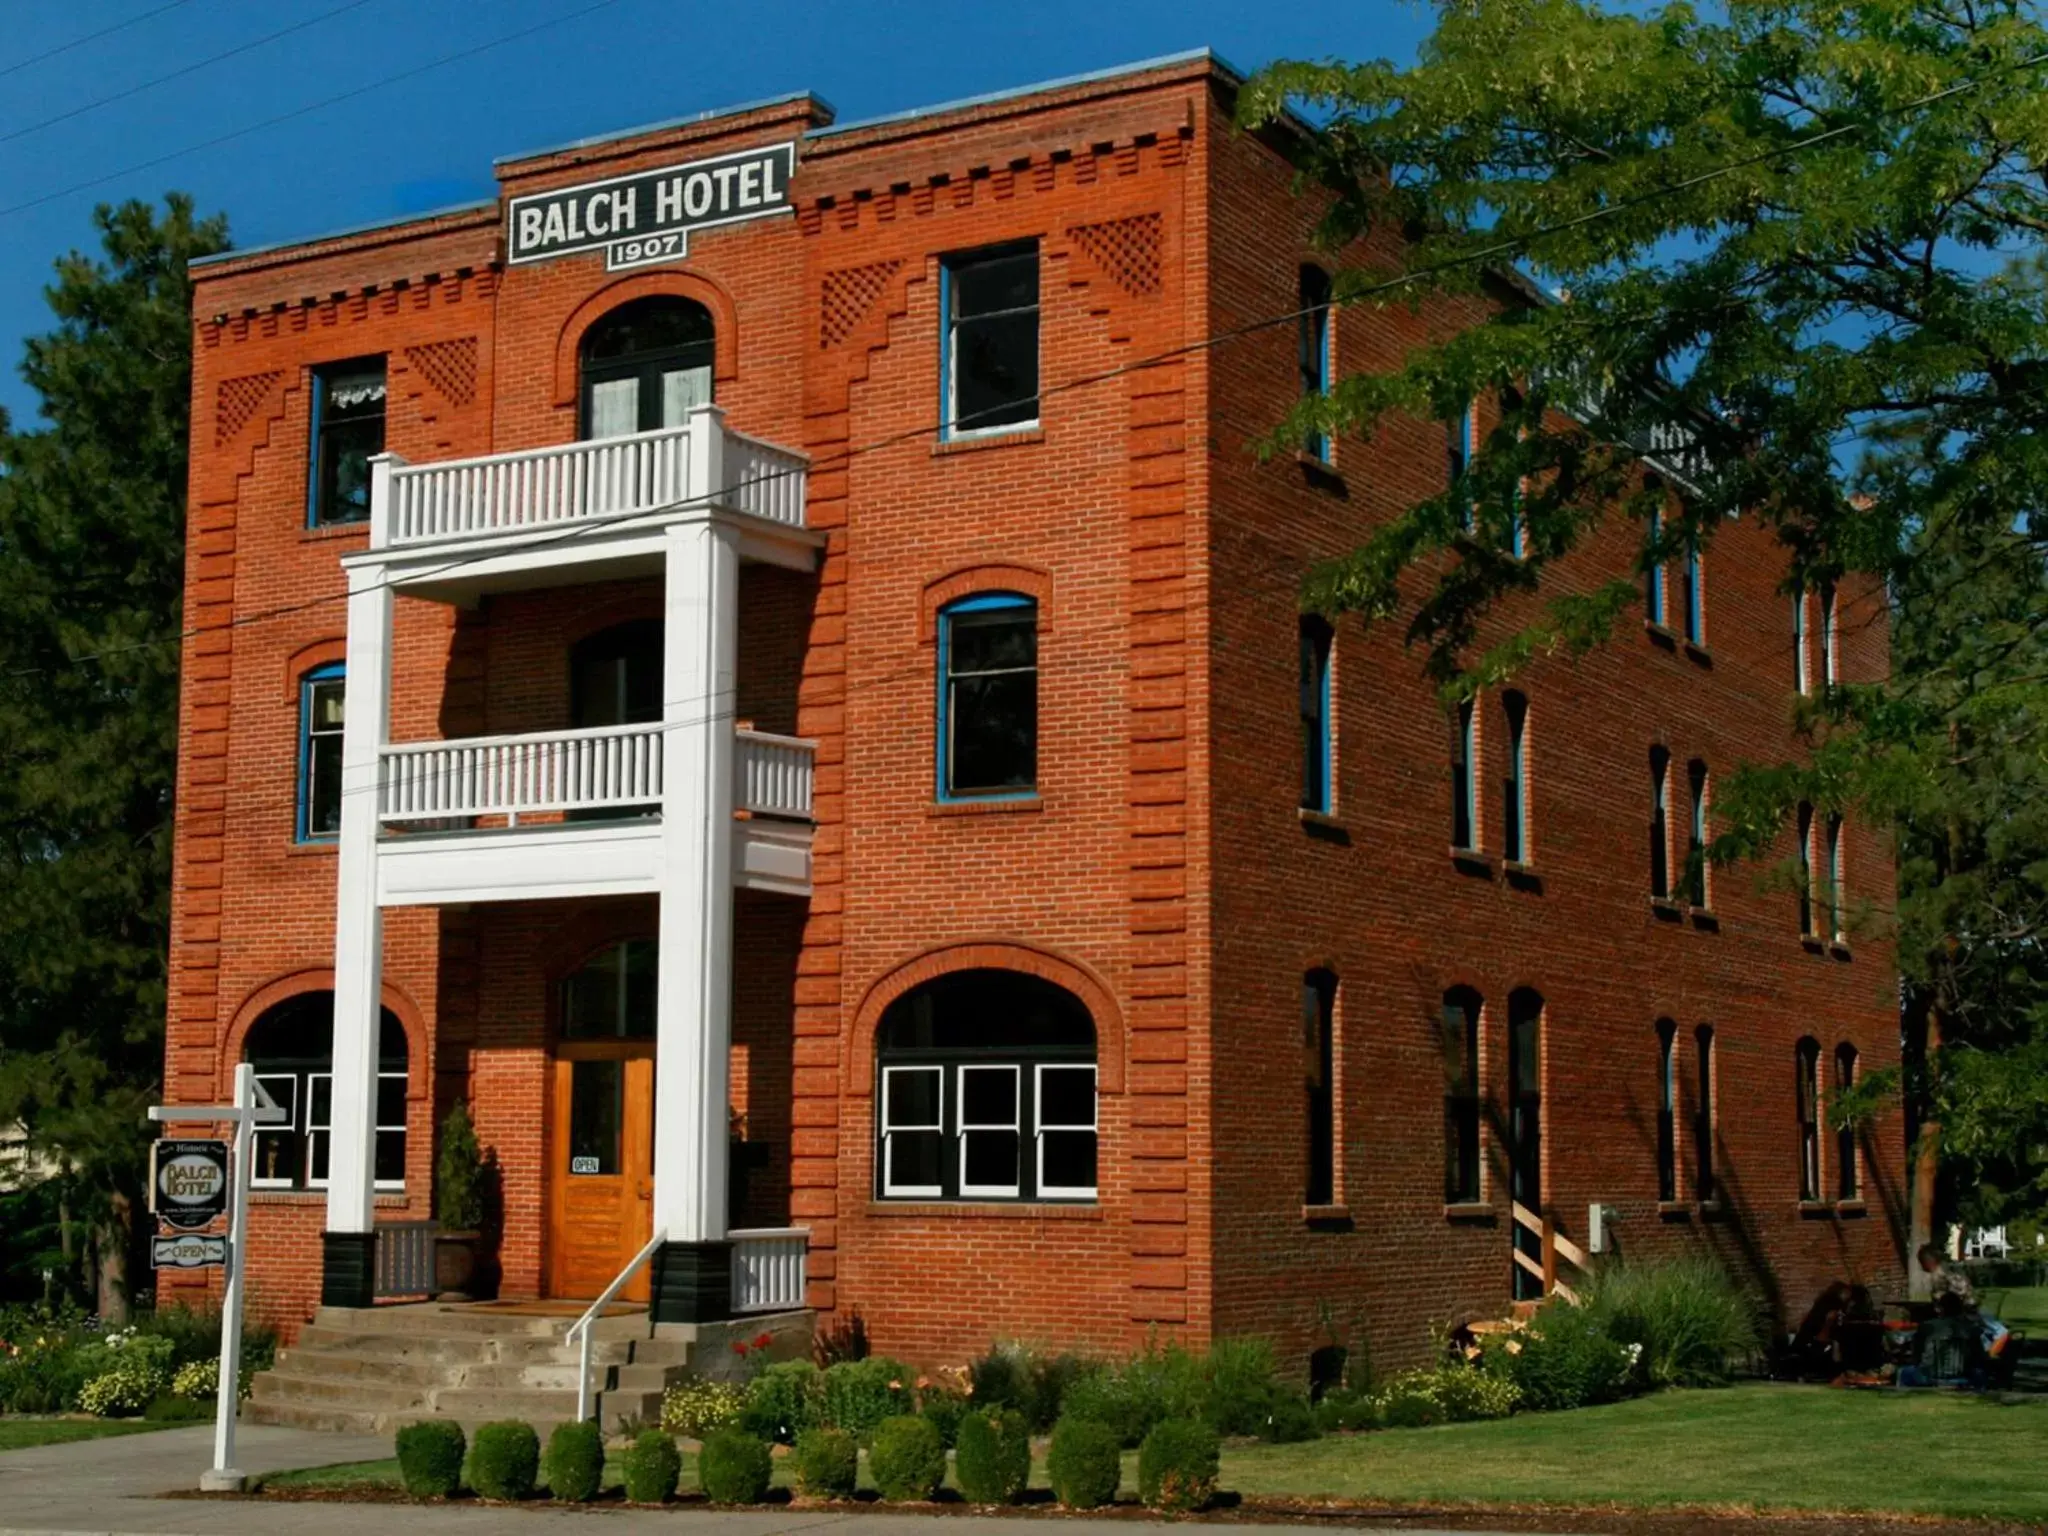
left=546, top=1046, right=655, bottom=1300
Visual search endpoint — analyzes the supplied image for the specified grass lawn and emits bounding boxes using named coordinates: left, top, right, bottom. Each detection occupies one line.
left=0, top=1416, right=174, bottom=1452
left=1225, top=1383, right=2048, bottom=1522
left=1991, top=1284, right=2046, bottom=1333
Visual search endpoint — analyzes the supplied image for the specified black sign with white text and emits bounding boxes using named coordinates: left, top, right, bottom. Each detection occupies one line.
left=151, top=1139, right=229, bottom=1231
left=505, top=142, right=796, bottom=271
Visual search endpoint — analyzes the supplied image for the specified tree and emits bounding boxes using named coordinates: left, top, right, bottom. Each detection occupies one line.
left=0, top=195, right=229, bottom=1318
left=1241, top=0, right=2048, bottom=1250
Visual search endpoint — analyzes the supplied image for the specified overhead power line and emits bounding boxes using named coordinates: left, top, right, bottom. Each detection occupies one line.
left=0, top=0, right=194, bottom=82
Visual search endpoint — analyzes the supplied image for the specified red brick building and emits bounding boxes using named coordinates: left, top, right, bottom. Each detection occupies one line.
left=161, top=49, right=1902, bottom=1373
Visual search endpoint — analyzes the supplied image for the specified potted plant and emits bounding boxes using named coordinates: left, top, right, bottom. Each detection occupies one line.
left=434, top=1103, right=488, bottom=1300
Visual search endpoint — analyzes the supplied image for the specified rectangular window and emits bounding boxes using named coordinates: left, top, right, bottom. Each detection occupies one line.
left=1442, top=991, right=1482, bottom=1204
left=1303, top=973, right=1336, bottom=1206
left=942, top=244, right=1038, bottom=438
left=1645, top=505, right=1666, bottom=626
left=374, top=1071, right=408, bottom=1189
left=880, top=1066, right=944, bottom=1198
left=1834, top=1047, right=1859, bottom=1200
left=1036, top=1065, right=1098, bottom=1199
left=1793, top=588, right=1810, bottom=694
left=251, top=1075, right=300, bottom=1189
left=1819, top=581, right=1838, bottom=685
left=1686, top=760, right=1710, bottom=908
left=306, top=1072, right=333, bottom=1187
left=1451, top=699, right=1478, bottom=851
left=1656, top=1024, right=1678, bottom=1202
left=1448, top=402, right=1476, bottom=531
left=299, top=667, right=345, bottom=842
left=1299, top=619, right=1332, bottom=813
left=1826, top=814, right=1845, bottom=941
left=308, top=358, right=386, bottom=526
left=1650, top=750, right=1671, bottom=899
left=939, top=596, right=1037, bottom=799
left=1502, top=693, right=1529, bottom=863
left=1797, top=1042, right=1821, bottom=1201
left=1693, top=1026, right=1716, bottom=1204
left=957, top=1064, right=1021, bottom=1198
left=1298, top=266, right=1333, bottom=462
left=1682, top=537, right=1704, bottom=644
left=1797, top=803, right=1815, bottom=935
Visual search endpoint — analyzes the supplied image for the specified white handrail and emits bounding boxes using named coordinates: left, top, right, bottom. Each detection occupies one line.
left=735, top=730, right=817, bottom=819
left=566, top=1228, right=666, bottom=1424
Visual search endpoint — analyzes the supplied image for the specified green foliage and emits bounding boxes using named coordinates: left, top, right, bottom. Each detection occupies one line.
left=435, top=1104, right=487, bottom=1231
left=918, top=1389, right=968, bottom=1447
left=465, top=1420, right=539, bottom=1501
left=792, top=1427, right=858, bottom=1499
left=740, top=1358, right=821, bottom=1443
left=867, top=1414, right=946, bottom=1502
left=966, top=1342, right=1091, bottom=1431
left=1477, top=1304, right=1632, bottom=1412
left=953, top=1407, right=1031, bottom=1504
left=618, top=1430, right=681, bottom=1504
left=1375, top=1364, right=1521, bottom=1427
left=74, top=1329, right=172, bottom=1415
left=821, top=1356, right=912, bottom=1441
left=1313, top=1387, right=1380, bottom=1433
left=1057, top=1343, right=1201, bottom=1447
left=1584, top=1257, right=1762, bottom=1387
left=541, top=1420, right=604, bottom=1502
left=0, top=1310, right=95, bottom=1413
left=394, top=1421, right=466, bottom=1499
left=697, top=1427, right=773, bottom=1504
left=1047, top=1417, right=1124, bottom=1508
left=1252, top=1390, right=1322, bottom=1443
left=140, top=1392, right=206, bottom=1421
left=1138, top=1419, right=1220, bottom=1512
left=1202, top=1336, right=1283, bottom=1436
left=661, top=1376, right=746, bottom=1437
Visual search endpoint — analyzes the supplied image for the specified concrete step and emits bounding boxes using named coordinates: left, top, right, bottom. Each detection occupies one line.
left=290, top=1326, right=627, bottom=1368
left=431, top=1386, right=582, bottom=1422
left=249, top=1371, right=431, bottom=1413
left=314, top=1304, right=579, bottom=1338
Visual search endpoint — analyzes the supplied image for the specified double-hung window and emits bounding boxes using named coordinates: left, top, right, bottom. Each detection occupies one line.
left=1796, top=803, right=1816, bottom=935
left=1451, top=699, right=1478, bottom=851
left=1796, top=1039, right=1822, bottom=1201
left=247, top=995, right=407, bottom=1191
left=1819, top=580, right=1838, bottom=686
left=942, top=243, right=1039, bottom=438
left=298, top=664, right=345, bottom=842
left=1650, top=747, right=1672, bottom=898
left=1693, top=1025, right=1717, bottom=1204
left=1682, top=536, right=1705, bottom=644
left=308, top=358, right=386, bottom=526
left=1826, top=814, right=1845, bottom=941
left=1303, top=971, right=1337, bottom=1206
left=1834, top=1044, right=1860, bottom=1200
left=1685, top=759, right=1710, bottom=907
left=1442, top=988, right=1482, bottom=1204
left=938, top=594, right=1037, bottom=799
left=1299, top=618, right=1333, bottom=813
left=1645, top=504, right=1667, bottom=626
left=1793, top=587, right=1810, bottom=694
left=1656, top=1020, right=1679, bottom=1202
left=1502, top=691, right=1529, bottom=863
left=879, top=1065, right=945, bottom=1198
left=1298, top=266, right=1332, bottom=462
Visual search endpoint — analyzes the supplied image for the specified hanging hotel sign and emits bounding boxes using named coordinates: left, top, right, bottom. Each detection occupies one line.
left=505, top=142, right=797, bottom=273
left=150, top=1139, right=230, bottom=1232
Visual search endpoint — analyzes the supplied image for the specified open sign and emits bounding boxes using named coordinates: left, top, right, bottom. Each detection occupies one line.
left=151, top=1140, right=229, bottom=1231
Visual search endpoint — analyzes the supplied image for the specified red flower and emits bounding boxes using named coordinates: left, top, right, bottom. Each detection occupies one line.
left=732, top=1340, right=750, bottom=1357
left=753, top=1332, right=775, bottom=1350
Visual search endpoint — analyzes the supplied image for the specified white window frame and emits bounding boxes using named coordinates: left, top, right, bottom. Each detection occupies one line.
left=300, top=1069, right=407, bottom=1192
left=1034, top=1063, right=1099, bottom=1200
left=250, top=1074, right=300, bottom=1190
left=956, top=1064, right=1022, bottom=1198
left=942, top=246, right=1041, bottom=441
left=879, top=1065, right=944, bottom=1198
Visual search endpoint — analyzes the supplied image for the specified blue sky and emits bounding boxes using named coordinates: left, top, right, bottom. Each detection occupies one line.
left=0, top=0, right=1434, bottom=426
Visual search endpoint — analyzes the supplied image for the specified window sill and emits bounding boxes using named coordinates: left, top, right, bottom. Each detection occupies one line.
left=301, top=520, right=370, bottom=542
left=1829, top=941, right=1853, bottom=961
left=1450, top=847, right=1495, bottom=878
left=932, top=426, right=1043, bottom=457
left=1800, top=934, right=1827, bottom=954
left=1688, top=907, right=1721, bottom=932
left=1650, top=896, right=1684, bottom=922
left=1303, top=1203, right=1353, bottom=1231
left=1656, top=1200, right=1692, bottom=1221
left=1503, top=860, right=1543, bottom=893
left=1835, top=1199, right=1868, bottom=1218
left=1683, top=640, right=1714, bottom=668
left=1444, top=1202, right=1496, bottom=1224
left=288, top=839, right=339, bottom=857
left=250, top=1190, right=409, bottom=1207
left=1797, top=1199, right=1833, bottom=1217
left=1644, top=622, right=1678, bottom=652
left=928, top=796, right=1043, bottom=818
left=1697, top=1198, right=1727, bottom=1221
left=1293, top=451, right=1346, bottom=496
left=1299, top=808, right=1350, bottom=845
left=864, top=1200, right=1101, bottom=1220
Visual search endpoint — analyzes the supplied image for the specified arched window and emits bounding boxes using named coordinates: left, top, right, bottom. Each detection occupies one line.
left=1682, top=534, right=1705, bottom=644
left=1819, top=579, right=1838, bottom=685
left=1447, top=399, right=1477, bottom=531
left=578, top=296, right=715, bottom=439
left=1502, top=691, right=1530, bottom=863
left=1796, top=1037, right=1822, bottom=1201
left=1693, top=1024, right=1717, bottom=1204
left=1825, top=814, right=1846, bottom=941
left=1645, top=501, right=1667, bottom=626
left=563, top=938, right=657, bottom=1039
left=297, top=662, right=346, bottom=843
left=1834, top=1044, right=1860, bottom=1200
left=1793, top=586, right=1810, bottom=695
left=1508, top=988, right=1544, bottom=1299
left=1297, top=265, right=1332, bottom=462
left=875, top=969, right=1096, bottom=1201
left=1649, top=746, right=1672, bottom=898
left=1303, top=970, right=1337, bottom=1206
left=245, top=993, right=407, bottom=1191
left=1299, top=617, right=1333, bottom=814
left=1451, top=698, right=1479, bottom=852
left=1685, top=759, right=1711, bottom=907
left=1442, top=987, right=1483, bottom=1204
left=937, top=593, right=1037, bottom=800
left=1656, top=1018, right=1678, bottom=1202
left=1796, top=802, right=1816, bottom=936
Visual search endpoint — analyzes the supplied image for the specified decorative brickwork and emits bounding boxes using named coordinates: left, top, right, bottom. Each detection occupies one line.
left=214, top=371, right=286, bottom=447
left=1068, top=214, right=1164, bottom=297
left=403, top=338, right=479, bottom=408
left=819, top=261, right=901, bottom=348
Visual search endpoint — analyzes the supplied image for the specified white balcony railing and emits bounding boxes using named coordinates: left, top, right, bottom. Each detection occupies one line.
left=376, top=724, right=814, bottom=827
left=729, top=1227, right=809, bottom=1314
left=380, top=410, right=808, bottom=550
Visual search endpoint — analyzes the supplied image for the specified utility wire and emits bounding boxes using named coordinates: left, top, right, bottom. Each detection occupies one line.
left=0, top=0, right=194, bottom=82
left=0, top=0, right=622, bottom=220
left=0, top=0, right=380, bottom=148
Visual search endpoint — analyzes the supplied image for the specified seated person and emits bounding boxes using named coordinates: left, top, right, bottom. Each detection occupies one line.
left=1915, top=1245, right=2012, bottom=1361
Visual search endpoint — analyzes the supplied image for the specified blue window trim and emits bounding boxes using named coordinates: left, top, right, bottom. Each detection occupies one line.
left=304, top=371, right=327, bottom=529
left=1448, top=402, right=1476, bottom=531
left=1503, top=693, right=1529, bottom=862
left=935, top=591, right=1038, bottom=803
left=1300, top=618, right=1333, bottom=813
left=297, top=662, right=345, bottom=844
left=1452, top=698, right=1478, bottom=850
left=1299, top=266, right=1333, bottom=464
left=1684, top=539, right=1704, bottom=643
left=937, top=244, right=1039, bottom=444
left=1645, top=505, right=1666, bottom=625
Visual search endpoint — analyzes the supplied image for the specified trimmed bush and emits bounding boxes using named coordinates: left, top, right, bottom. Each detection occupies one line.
left=822, top=1356, right=913, bottom=1441
left=394, top=1420, right=466, bottom=1498
left=1253, top=1390, right=1321, bottom=1443
left=1059, top=1346, right=1201, bottom=1448
left=1138, top=1419, right=1219, bottom=1512
left=793, top=1427, right=859, bottom=1499
left=1200, top=1337, right=1282, bottom=1436
left=1313, top=1388, right=1378, bottom=1433
left=661, top=1376, right=747, bottom=1437
left=954, top=1407, right=1030, bottom=1504
left=466, top=1420, right=540, bottom=1501
left=1481, top=1304, right=1631, bottom=1411
left=1047, top=1417, right=1123, bottom=1509
left=141, top=1393, right=208, bottom=1422
left=619, top=1430, right=682, bottom=1504
left=868, top=1413, right=946, bottom=1502
left=1374, top=1365, right=1518, bottom=1428
left=919, top=1389, right=968, bottom=1448
left=741, top=1358, right=822, bottom=1443
left=542, top=1420, right=605, bottom=1502
left=1584, top=1256, right=1761, bottom=1387
left=699, top=1427, right=773, bottom=1504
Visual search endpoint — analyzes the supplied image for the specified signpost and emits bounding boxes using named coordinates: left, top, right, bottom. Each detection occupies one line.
left=149, top=1065, right=285, bottom=1492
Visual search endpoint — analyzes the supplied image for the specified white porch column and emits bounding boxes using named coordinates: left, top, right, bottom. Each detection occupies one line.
left=650, top=413, right=740, bottom=1322
left=322, top=455, right=398, bottom=1306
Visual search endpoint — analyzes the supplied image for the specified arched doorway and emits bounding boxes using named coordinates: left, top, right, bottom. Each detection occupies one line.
left=242, top=992, right=408, bottom=1192
left=873, top=968, right=1098, bottom=1202
left=546, top=939, right=657, bottom=1298
left=578, top=296, right=715, bottom=439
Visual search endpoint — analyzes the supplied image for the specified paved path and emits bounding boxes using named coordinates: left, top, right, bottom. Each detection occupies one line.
left=0, top=1425, right=1525, bottom=1536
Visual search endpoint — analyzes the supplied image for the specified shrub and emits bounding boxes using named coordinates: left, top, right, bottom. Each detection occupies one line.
left=1252, top=1390, right=1321, bottom=1443
left=822, top=1356, right=913, bottom=1441
left=1047, top=1417, right=1123, bottom=1508
left=662, top=1376, right=747, bottom=1438
left=1138, top=1419, right=1220, bottom=1512
left=437, top=1102, right=487, bottom=1231
left=1584, top=1256, right=1761, bottom=1387
left=1313, top=1388, right=1378, bottom=1433
left=868, top=1413, right=946, bottom=1502
left=793, top=1427, right=858, bottom=1499
left=698, top=1427, right=773, bottom=1504
left=619, top=1430, right=682, bottom=1504
left=919, top=1388, right=968, bottom=1448
left=1059, top=1345, right=1200, bottom=1448
left=1200, top=1337, right=1282, bottom=1436
left=740, top=1359, right=822, bottom=1443
left=142, top=1393, right=208, bottom=1422
left=1481, top=1304, right=1632, bottom=1411
left=967, top=1344, right=1097, bottom=1431
left=78, top=1363, right=167, bottom=1417
left=968, top=1343, right=1028, bottom=1413
left=394, top=1420, right=466, bottom=1498
left=1374, top=1365, right=1518, bottom=1428
left=542, top=1420, right=604, bottom=1502
left=466, top=1420, right=540, bottom=1501
left=170, top=1357, right=248, bottom=1401
left=954, top=1407, right=1031, bottom=1504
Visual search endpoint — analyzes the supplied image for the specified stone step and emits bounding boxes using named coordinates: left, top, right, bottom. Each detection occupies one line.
left=431, top=1386, right=583, bottom=1422
left=290, top=1325, right=642, bottom=1368
left=250, top=1371, right=431, bottom=1413
left=314, top=1304, right=587, bottom=1338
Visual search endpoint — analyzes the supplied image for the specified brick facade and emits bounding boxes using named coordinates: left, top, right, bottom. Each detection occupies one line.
left=160, top=51, right=1901, bottom=1373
